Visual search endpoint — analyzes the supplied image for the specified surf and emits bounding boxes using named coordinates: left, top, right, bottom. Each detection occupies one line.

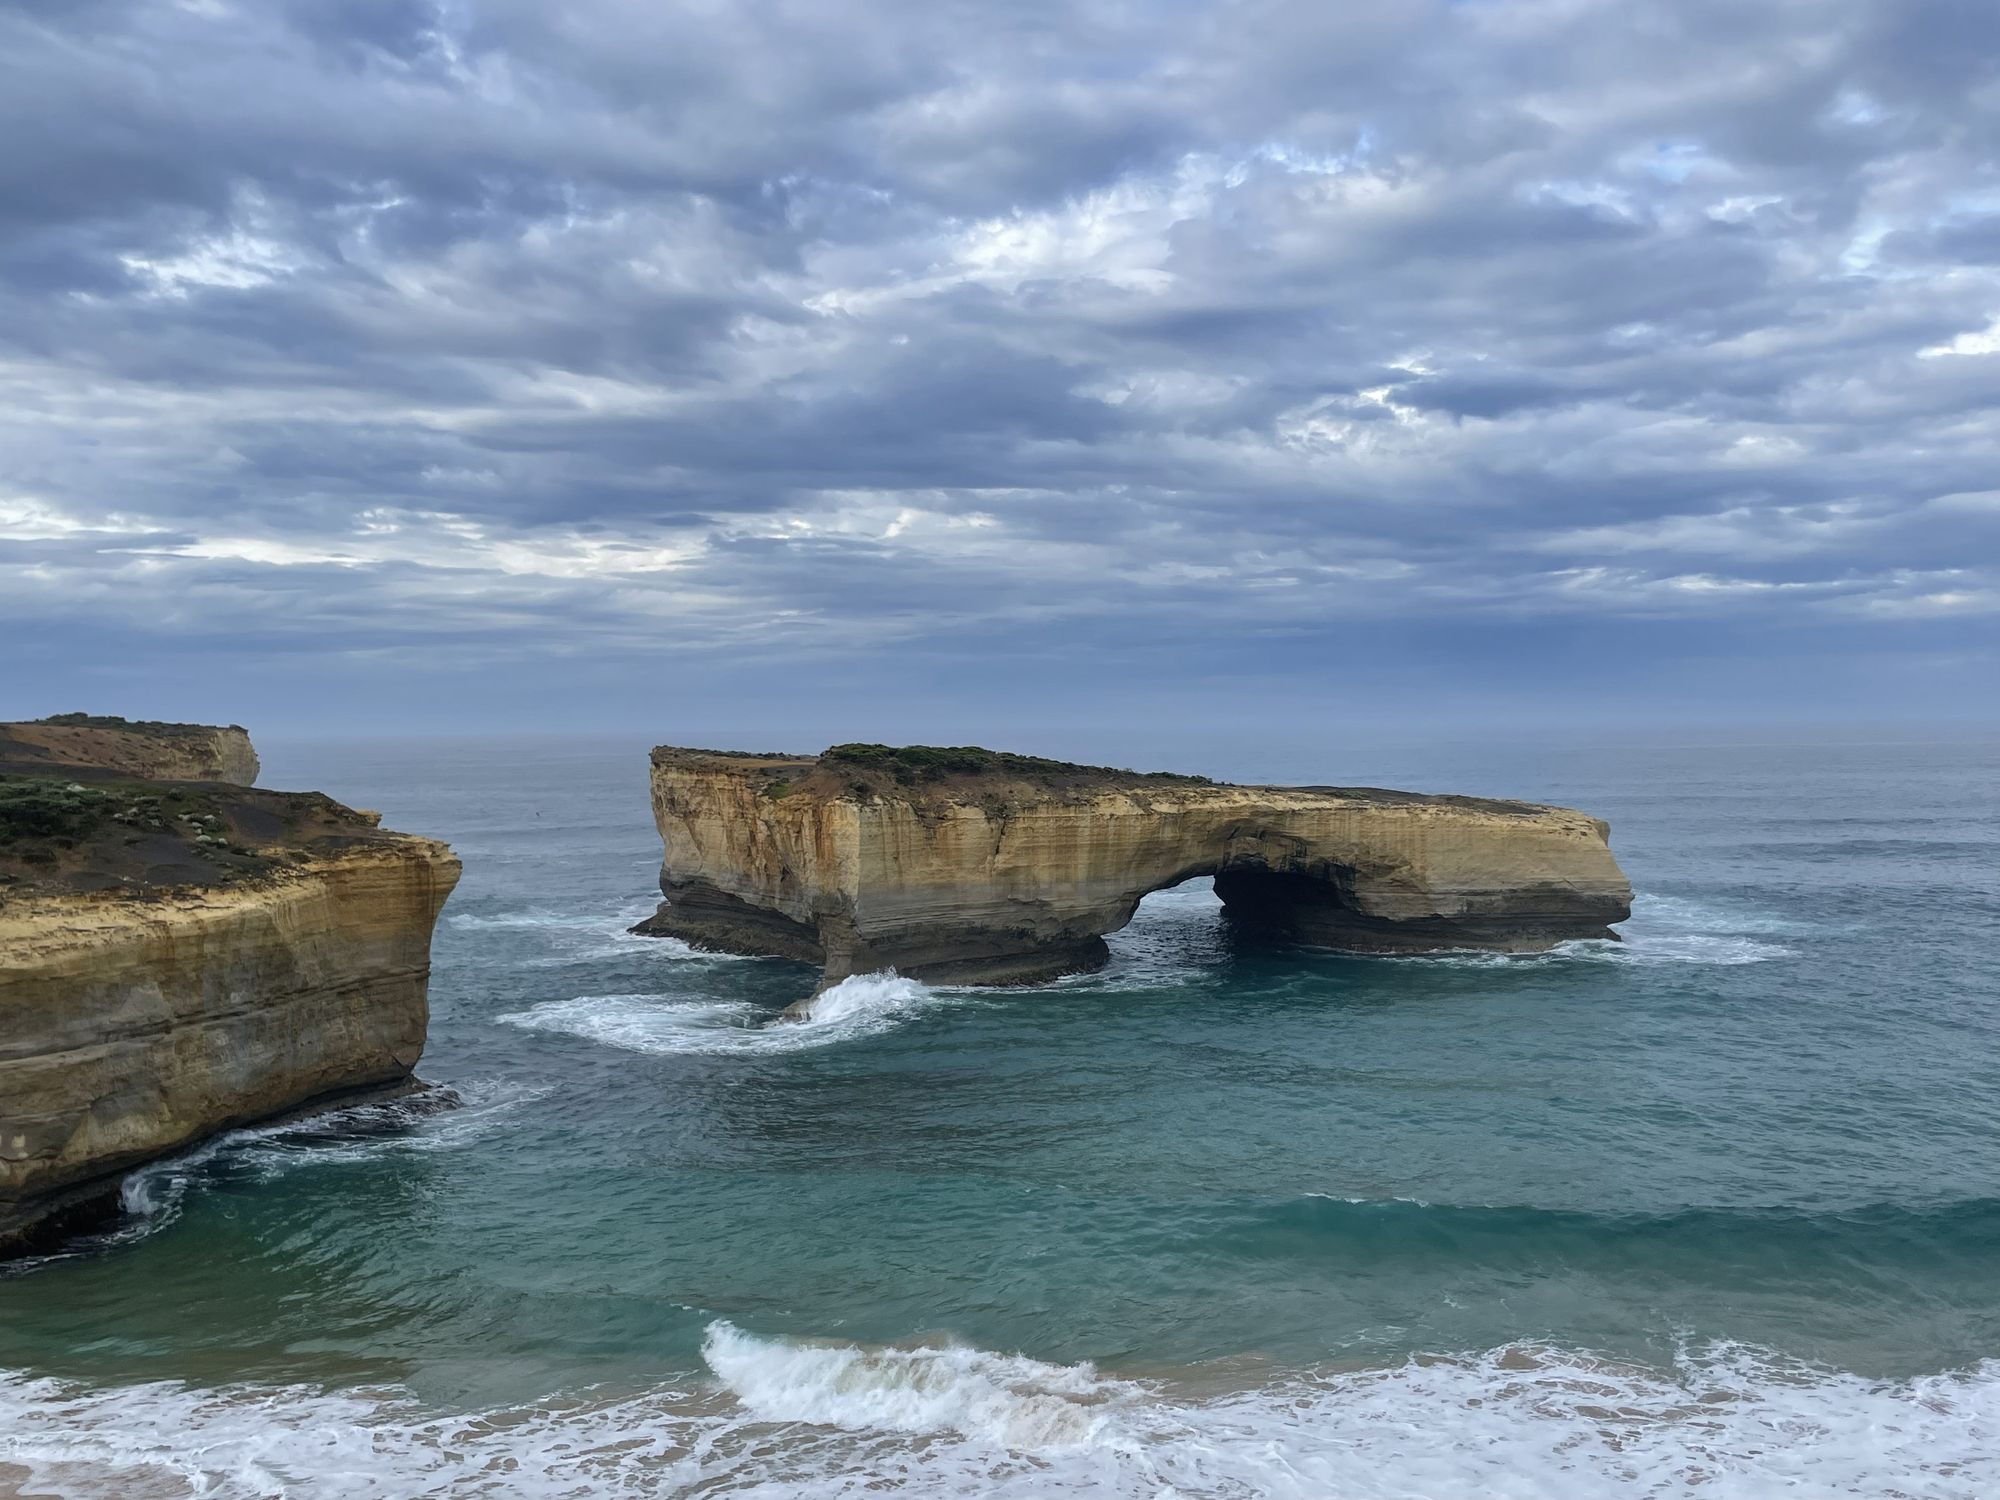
left=495, top=972, right=945, bottom=1056
left=4, top=1330, right=1995, bottom=1498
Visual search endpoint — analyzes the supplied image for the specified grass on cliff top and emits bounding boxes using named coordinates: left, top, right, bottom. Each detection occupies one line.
left=0, top=771, right=381, bottom=900
left=0, top=774, right=244, bottom=896
left=0, top=776, right=125, bottom=843
left=821, top=743, right=1214, bottom=785
left=29, top=712, right=238, bottom=737
left=0, top=774, right=245, bottom=852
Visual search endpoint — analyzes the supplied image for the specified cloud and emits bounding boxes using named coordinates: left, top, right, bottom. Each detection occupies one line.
left=1, top=0, right=1995, bottom=727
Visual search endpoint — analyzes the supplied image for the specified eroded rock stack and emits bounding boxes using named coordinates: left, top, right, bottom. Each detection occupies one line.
left=635, top=744, right=1633, bottom=994
left=0, top=717, right=458, bottom=1254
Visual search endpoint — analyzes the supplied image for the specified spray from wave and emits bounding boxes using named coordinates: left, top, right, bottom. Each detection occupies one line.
left=3, top=1329, right=1994, bottom=1498
left=495, top=972, right=943, bottom=1056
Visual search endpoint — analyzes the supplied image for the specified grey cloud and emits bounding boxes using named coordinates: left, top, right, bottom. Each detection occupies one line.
left=1, top=0, right=1996, bottom=726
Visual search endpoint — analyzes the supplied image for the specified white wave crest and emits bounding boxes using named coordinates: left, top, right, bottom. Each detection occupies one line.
left=3, top=1337, right=1996, bottom=1498
left=703, top=1320, right=1138, bottom=1452
left=495, top=973, right=940, bottom=1056
left=793, top=972, right=938, bottom=1028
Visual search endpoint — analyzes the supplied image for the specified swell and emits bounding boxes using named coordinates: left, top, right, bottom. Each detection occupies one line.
left=1197, top=1193, right=2000, bottom=1281
left=0, top=1081, right=544, bottom=1275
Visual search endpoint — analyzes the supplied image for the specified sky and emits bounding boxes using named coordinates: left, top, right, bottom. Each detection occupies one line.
left=3, top=0, right=1997, bottom=744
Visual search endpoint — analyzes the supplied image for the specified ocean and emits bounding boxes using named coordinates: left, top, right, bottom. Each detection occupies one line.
left=3, top=731, right=1997, bottom=1497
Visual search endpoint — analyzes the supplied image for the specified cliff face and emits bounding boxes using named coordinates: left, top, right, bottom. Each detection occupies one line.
left=636, top=745, right=1633, bottom=992
left=0, top=725, right=457, bottom=1255
left=0, top=715, right=260, bottom=786
left=0, top=841, right=459, bottom=1250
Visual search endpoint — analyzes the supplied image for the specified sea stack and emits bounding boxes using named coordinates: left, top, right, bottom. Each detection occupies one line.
left=634, top=744, right=1633, bottom=993
left=0, top=716, right=459, bottom=1255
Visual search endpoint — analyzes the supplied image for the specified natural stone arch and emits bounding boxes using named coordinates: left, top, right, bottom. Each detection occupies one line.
left=634, top=746, right=1633, bottom=995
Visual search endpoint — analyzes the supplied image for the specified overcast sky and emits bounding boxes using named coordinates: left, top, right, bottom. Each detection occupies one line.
left=4, top=0, right=1996, bottom=743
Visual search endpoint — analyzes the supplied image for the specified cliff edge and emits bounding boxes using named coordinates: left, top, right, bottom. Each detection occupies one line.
left=0, top=714, right=260, bottom=786
left=0, top=724, right=458, bottom=1255
left=634, top=744, right=1633, bottom=993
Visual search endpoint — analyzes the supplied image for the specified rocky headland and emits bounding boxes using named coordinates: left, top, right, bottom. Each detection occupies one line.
left=634, top=744, right=1633, bottom=998
left=0, top=718, right=459, bottom=1255
left=0, top=712, right=260, bottom=786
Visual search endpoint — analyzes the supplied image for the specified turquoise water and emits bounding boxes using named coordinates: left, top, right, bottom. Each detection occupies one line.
left=4, top=734, right=1998, bottom=1496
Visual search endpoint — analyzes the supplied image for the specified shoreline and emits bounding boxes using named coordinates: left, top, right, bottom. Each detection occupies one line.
left=3, top=1336, right=1993, bottom=1499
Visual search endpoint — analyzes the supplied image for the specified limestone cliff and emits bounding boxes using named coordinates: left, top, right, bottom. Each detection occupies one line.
left=635, top=744, right=1633, bottom=992
left=0, top=714, right=260, bottom=786
left=0, top=727, right=457, bottom=1254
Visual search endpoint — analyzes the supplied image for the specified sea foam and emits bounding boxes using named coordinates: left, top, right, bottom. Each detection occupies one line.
left=2, top=1331, right=1994, bottom=1498
left=495, top=972, right=942, bottom=1056
left=448, top=899, right=756, bottom=967
left=1418, top=891, right=1803, bottom=969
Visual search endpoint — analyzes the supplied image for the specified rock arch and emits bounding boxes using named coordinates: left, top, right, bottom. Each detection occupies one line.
left=634, top=746, right=1633, bottom=992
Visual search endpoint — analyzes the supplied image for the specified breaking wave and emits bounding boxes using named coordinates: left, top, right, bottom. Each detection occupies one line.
left=702, top=1320, right=1140, bottom=1451
left=495, top=972, right=944, bottom=1056
left=4, top=1082, right=544, bottom=1272
left=3, top=1327, right=1994, bottom=1498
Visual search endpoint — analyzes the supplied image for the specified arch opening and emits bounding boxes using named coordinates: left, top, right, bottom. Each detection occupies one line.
left=1115, top=856, right=1373, bottom=961
left=1122, top=872, right=1225, bottom=928
left=1212, top=864, right=1374, bottom=950
left=1109, top=873, right=1228, bottom=976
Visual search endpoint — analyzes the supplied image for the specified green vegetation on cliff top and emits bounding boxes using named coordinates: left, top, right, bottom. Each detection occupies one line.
left=0, top=772, right=262, bottom=895
left=822, top=743, right=1214, bottom=785
left=0, top=776, right=130, bottom=844
left=0, top=769, right=383, bottom=900
left=28, top=713, right=239, bottom=737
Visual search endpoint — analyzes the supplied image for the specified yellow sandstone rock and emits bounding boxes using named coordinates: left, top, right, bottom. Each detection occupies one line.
left=634, top=745, right=1633, bottom=997
left=0, top=722, right=458, bottom=1254
left=0, top=714, right=260, bottom=785
left=0, top=843, right=458, bottom=1250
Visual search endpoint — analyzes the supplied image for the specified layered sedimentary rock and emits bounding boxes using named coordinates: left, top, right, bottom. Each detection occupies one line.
left=635, top=745, right=1633, bottom=993
left=0, top=714, right=261, bottom=786
left=0, top=727, right=457, bottom=1254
